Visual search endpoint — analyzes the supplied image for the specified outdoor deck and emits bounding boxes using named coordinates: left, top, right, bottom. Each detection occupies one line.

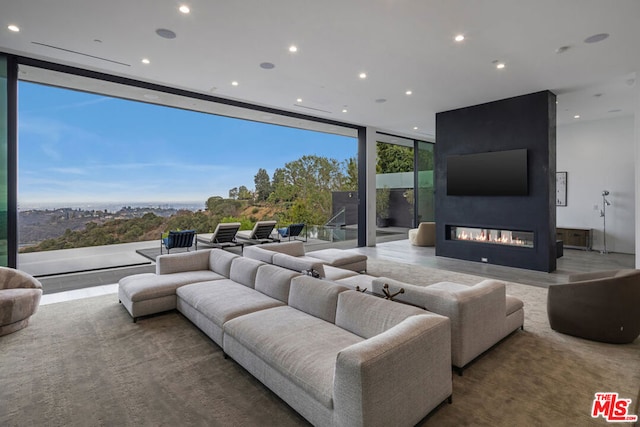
left=21, top=227, right=409, bottom=296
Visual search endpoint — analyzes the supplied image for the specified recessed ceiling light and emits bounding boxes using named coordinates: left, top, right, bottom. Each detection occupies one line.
left=231, top=81, right=239, bottom=86
left=584, top=33, right=609, bottom=44
left=156, top=28, right=177, bottom=39
left=179, top=5, right=190, bottom=14
left=289, top=45, right=298, bottom=53
left=454, top=34, right=464, bottom=42
left=574, top=115, right=580, bottom=119
left=496, top=63, right=506, bottom=69
left=296, top=98, right=302, bottom=103
left=359, top=72, right=367, bottom=79
left=141, top=58, right=150, bottom=64
left=405, top=90, right=412, bottom=95
left=8, top=25, right=20, bottom=32
left=413, top=126, right=419, bottom=130
left=342, top=108, right=348, bottom=113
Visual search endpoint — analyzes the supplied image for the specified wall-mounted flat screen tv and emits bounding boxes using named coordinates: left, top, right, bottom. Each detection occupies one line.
left=447, top=149, right=528, bottom=196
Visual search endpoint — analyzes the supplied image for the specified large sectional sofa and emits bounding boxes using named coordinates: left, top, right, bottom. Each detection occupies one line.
left=119, top=249, right=453, bottom=426
left=118, top=242, right=525, bottom=424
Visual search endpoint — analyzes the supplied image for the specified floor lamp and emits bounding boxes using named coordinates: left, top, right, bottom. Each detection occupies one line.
left=600, top=190, right=611, bottom=254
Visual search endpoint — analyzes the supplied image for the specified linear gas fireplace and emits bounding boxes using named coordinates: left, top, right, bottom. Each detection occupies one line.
left=447, top=226, right=534, bottom=248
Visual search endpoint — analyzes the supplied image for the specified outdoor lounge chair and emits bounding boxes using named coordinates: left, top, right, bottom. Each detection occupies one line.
left=235, top=220, right=278, bottom=245
left=277, top=223, right=307, bottom=241
left=161, top=230, right=197, bottom=254
left=196, top=222, right=243, bottom=250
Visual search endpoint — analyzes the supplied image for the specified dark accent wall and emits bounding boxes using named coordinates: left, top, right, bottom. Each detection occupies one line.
left=435, top=91, right=557, bottom=272
left=388, top=189, right=413, bottom=227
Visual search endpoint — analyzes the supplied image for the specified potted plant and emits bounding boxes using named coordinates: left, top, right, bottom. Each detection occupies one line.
left=376, top=186, right=391, bottom=227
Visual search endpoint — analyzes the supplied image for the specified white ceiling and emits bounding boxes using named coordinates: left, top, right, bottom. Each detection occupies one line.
left=1, top=0, right=638, bottom=139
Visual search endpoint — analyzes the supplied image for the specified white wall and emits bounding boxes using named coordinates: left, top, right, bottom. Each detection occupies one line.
left=557, top=115, right=636, bottom=254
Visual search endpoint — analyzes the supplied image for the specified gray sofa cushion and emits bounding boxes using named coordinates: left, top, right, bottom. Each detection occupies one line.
left=156, top=250, right=212, bottom=275
left=255, top=264, right=301, bottom=303
left=229, top=257, right=264, bottom=288
left=223, top=305, right=363, bottom=408
left=289, top=276, right=349, bottom=324
left=177, top=279, right=284, bottom=327
left=272, top=253, right=326, bottom=277
left=209, top=249, right=240, bottom=277
left=306, top=248, right=367, bottom=269
left=335, top=291, right=425, bottom=339
left=323, top=265, right=358, bottom=281
left=259, top=240, right=306, bottom=257
left=243, top=246, right=274, bottom=263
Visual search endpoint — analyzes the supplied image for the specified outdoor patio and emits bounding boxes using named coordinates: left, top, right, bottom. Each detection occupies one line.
left=19, top=227, right=409, bottom=295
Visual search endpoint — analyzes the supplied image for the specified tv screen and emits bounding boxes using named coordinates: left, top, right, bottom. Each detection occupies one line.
left=447, top=149, right=528, bottom=196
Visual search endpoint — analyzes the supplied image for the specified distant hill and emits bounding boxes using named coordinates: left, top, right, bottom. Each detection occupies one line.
left=18, top=200, right=280, bottom=253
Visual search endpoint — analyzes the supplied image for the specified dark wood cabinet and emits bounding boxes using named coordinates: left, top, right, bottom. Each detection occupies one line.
left=556, top=227, right=592, bottom=250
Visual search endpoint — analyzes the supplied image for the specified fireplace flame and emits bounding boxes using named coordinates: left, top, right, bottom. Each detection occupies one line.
left=455, top=229, right=528, bottom=246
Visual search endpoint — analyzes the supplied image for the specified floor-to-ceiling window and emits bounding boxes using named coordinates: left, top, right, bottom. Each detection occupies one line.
left=0, top=55, right=12, bottom=267
left=374, top=133, right=434, bottom=243
left=16, top=64, right=360, bottom=283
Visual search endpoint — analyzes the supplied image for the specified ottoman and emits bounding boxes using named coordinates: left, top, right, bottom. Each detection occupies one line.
left=307, top=249, right=367, bottom=272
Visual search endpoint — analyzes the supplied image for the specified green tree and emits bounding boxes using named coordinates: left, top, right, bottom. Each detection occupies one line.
left=254, top=168, right=272, bottom=202
left=343, top=157, right=358, bottom=191
left=376, top=142, right=414, bottom=173
left=268, top=155, right=347, bottom=224
left=228, top=187, right=238, bottom=200
left=238, top=185, right=253, bottom=200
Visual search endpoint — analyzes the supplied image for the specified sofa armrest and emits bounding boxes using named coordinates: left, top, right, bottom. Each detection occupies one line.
left=333, top=314, right=451, bottom=427
left=372, top=277, right=508, bottom=368
left=156, top=250, right=212, bottom=275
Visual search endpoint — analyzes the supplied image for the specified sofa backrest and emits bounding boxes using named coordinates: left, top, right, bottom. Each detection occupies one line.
left=260, top=240, right=306, bottom=257
left=208, top=249, right=240, bottom=277
left=288, top=275, right=349, bottom=323
left=335, top=291, right=425, bottom=339
left=229, top=257, right=264, bottom=288
left=157, top=249, right=211, bottom=275
left=255, top=264, right=301, bottom=303
left=272, top=253, right=326, bottom=278
left=243, top=246, right=274, bottom=263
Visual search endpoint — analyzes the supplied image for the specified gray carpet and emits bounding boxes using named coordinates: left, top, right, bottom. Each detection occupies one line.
left=1, top=259, right=639, bottom=426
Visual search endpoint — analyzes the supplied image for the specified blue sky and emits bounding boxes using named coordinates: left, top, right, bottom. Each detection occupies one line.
left=18, top=82, right=356, bottom=209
